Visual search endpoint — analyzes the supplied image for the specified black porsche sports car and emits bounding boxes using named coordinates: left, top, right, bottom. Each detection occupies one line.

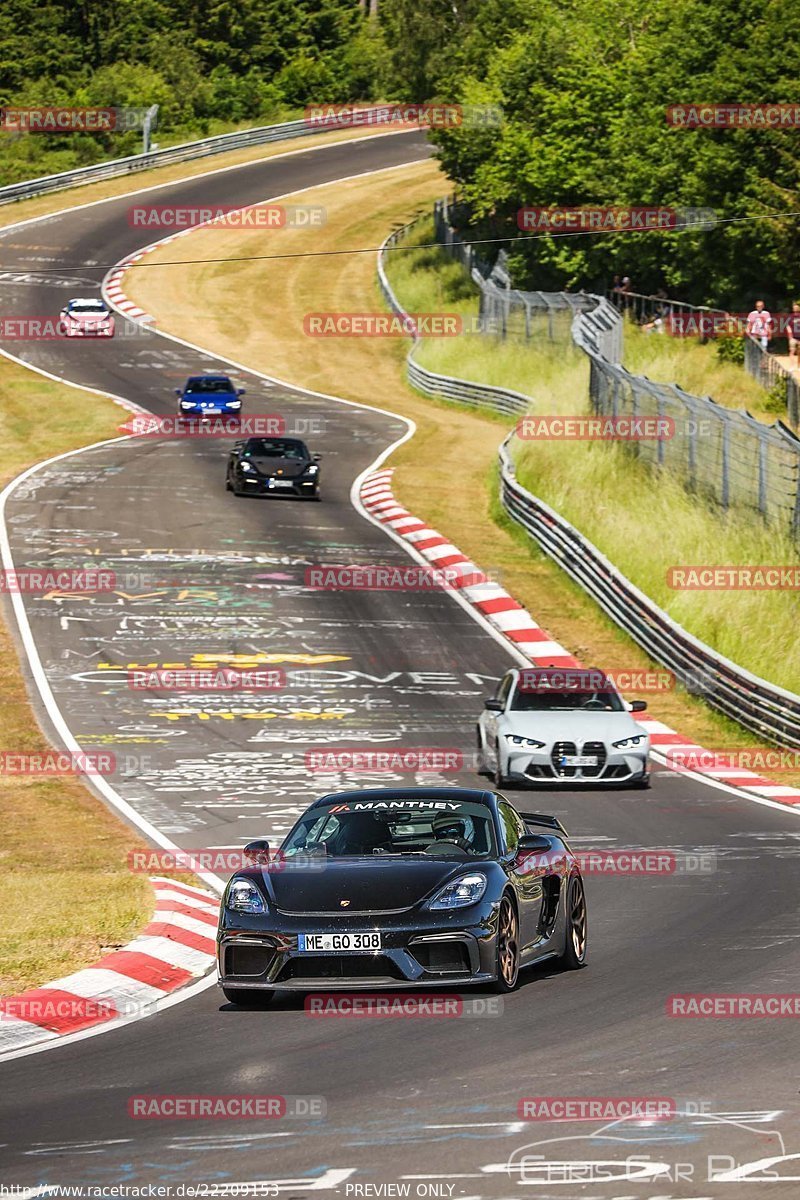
left=217, top=787, right=587, bottom=1006
left=225, top=436, right=321, bottom=498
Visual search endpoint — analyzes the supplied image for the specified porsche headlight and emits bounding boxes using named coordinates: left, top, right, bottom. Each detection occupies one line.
left=505, top=734, right=546, bottom=749
left=226, top=878, right=266, bottom=913
left=427, top=872, right=487, bottom=910
left=612, top=734, right=647, bottom=749
left=305, top=464, right=319, bottom=475
left=240, top=461, right=254, bottom=472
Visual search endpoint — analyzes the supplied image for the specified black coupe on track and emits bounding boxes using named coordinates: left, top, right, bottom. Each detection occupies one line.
left=217, top=787, right=587, bottom=1005
left=225, top=436, right=321, bottom=498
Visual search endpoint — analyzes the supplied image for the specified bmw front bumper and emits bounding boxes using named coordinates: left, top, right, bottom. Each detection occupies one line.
left=506, top=745, right=649, bottom=786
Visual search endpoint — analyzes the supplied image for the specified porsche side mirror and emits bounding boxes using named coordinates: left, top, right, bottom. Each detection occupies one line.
left=243, top=839, right=271, bottom=866
left=630, top=700, right=647, bottom=712
left=516, top=834, right=553, bottom=854
left=312, top=454, right=321, bottom=463
left=484, top=698, right=504, bottom=712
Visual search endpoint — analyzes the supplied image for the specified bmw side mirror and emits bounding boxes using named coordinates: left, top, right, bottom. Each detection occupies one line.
left=243, top=839, right=271, bottom=866
left=174, top=388, right=181, bottom=396
left=484, top=698, right=504, bottom=712
left=237, top=388, right=246, bottom=396
left=630, top=700, right=647, bottom=712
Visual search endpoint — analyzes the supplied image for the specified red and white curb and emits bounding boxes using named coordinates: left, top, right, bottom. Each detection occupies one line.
left=360, top=468, right=800, bottom=808
left=104, top=228, right=199, bottom=323
left=0, top=877, right=218, bottom=1055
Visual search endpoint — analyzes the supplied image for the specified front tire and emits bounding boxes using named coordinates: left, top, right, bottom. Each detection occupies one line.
left=558, top=875, right=588, bottom=970
left=493, top=740, right=508, bottom=789
left=222, top=987, right=274, bottom=1008
left=493, top=894, right=520, bottom=992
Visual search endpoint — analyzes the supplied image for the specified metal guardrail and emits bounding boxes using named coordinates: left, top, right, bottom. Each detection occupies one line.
left=499, top=436, right=800, bottom=747
left=0, top=110, right=384, bottom=207
left=377, top=224, right=531, bottom=416
left=377, top=207, right=800, bottom=743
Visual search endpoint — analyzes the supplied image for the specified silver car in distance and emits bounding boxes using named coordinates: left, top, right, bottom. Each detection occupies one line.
left=477, top=666, right=650, bottom=789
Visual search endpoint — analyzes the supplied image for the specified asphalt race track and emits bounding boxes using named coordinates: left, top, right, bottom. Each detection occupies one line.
left=0, top=130, right=799, bottom=1198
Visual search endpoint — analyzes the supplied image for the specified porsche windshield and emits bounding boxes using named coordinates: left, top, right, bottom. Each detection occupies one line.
left=244, top=439, right=307, bottom=459
left=282, top=801, right=497, bottom=859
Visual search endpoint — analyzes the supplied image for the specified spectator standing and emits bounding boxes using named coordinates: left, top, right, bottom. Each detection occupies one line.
left=786, top=301, right=800, bottom=370
left=746, top=299, right=772, bottom=350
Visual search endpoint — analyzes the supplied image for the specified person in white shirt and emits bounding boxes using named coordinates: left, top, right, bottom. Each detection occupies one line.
left=746, top=300, right=772, bottom=349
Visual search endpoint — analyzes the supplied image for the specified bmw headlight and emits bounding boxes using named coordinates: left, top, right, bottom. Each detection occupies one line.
left=180, top=400, right=194, bottom=409
left=505, top=734, right=546, bottom=749
left=427, top=872, right=487, bottom=910
left=228, top=400, right=241, bottom=409
left=240, top=461, right=254, bottom=472
left=612, top=734, right=647, bottom=749
left=226, top=878, right=266, bottom=913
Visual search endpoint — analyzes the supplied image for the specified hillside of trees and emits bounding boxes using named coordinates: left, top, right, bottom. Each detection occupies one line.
left=1, top=0, right=797, bottom=307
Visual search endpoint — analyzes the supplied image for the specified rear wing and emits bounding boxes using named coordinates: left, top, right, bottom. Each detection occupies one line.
left=519, top=811, right=568, bottom=837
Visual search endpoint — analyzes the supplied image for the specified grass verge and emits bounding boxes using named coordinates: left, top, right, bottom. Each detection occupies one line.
left=126, top=162, right=799, bottom=779
left=0, top=360, right=159, bottom=994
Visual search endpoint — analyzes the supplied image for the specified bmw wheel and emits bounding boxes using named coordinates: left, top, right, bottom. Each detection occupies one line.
left=493, top=894, right=520, bottom=992
left=559, top=875, right=588, bottom=970
left=493, top=740, right=508, bottom=789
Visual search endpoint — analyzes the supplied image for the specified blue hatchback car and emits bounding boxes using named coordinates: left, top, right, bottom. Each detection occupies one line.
left=175, top=374, right=245, bottom=416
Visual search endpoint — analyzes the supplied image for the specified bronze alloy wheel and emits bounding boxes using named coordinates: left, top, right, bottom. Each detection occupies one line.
left=559, top=875, right=588, bottom=969
left=495, top=894, right=520, bottom=991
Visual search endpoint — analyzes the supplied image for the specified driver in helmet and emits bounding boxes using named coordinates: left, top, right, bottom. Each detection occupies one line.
left=427, top=812, right=474, bottom=854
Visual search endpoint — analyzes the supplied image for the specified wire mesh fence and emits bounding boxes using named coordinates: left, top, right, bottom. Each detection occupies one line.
left=432, top=198, right=800, bottom=538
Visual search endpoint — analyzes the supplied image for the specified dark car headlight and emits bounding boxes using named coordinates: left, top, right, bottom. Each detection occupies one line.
left=612, top=734, right=647, bottom=749
left=305, top=464, right=319, bottom=475
left=427, top=872, right=487, bottom=910
left=239, top=461, right=255, bottom=473
left=226, top=878, right=266, bottom=914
